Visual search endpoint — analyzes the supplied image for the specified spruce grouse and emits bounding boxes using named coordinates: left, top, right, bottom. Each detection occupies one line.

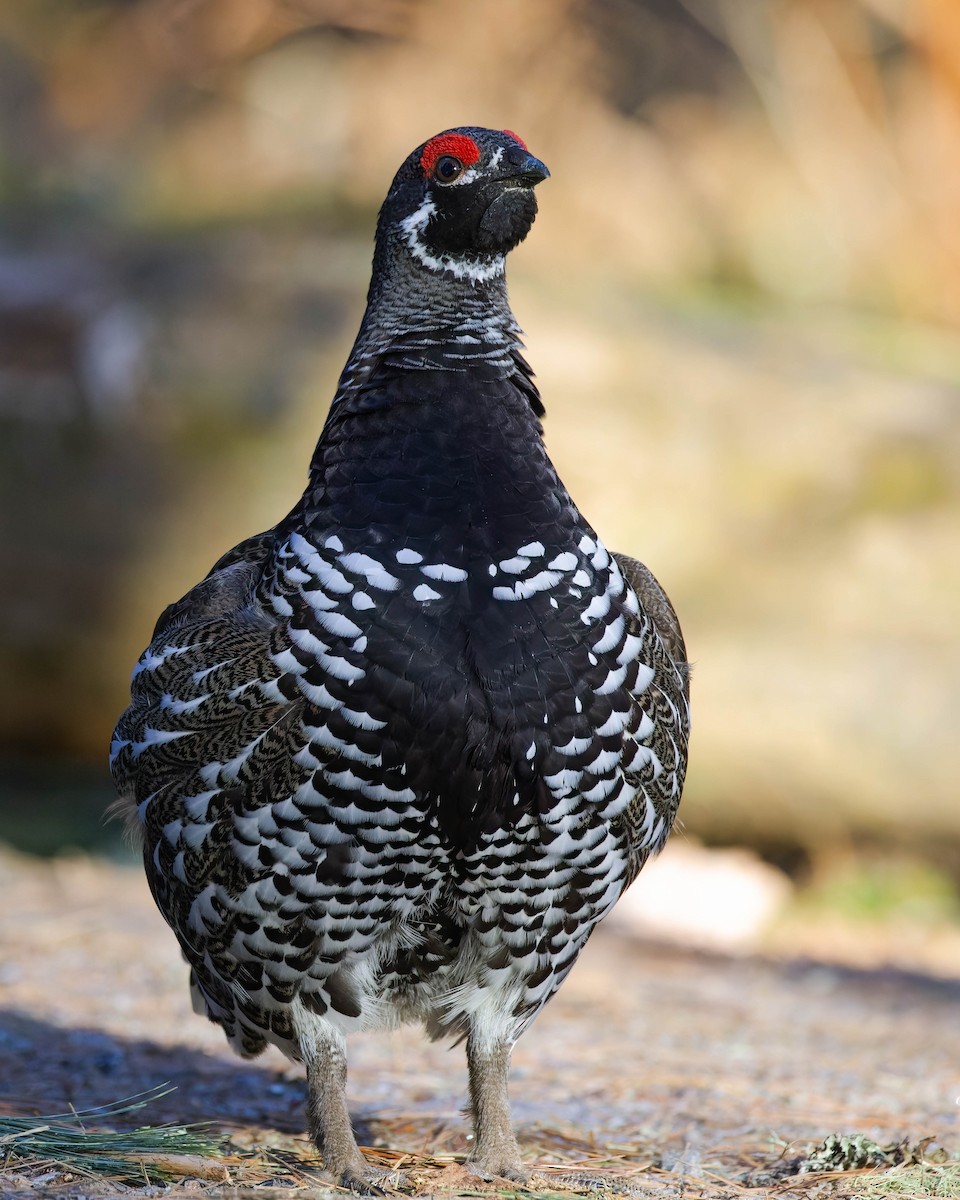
left=111, top=127, right=690, bottom=1191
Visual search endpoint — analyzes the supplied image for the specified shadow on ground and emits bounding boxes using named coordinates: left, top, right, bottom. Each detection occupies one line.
left=0, top=1009, right=306, bottom=1133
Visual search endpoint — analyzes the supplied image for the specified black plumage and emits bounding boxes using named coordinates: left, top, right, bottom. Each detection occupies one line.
left=111, top=127, right=690, bottom=1191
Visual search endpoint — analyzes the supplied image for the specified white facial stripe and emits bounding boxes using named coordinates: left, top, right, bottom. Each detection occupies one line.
left=399, top=196, right=436, bottom=237
left=398, top=195, right=505, bottom=285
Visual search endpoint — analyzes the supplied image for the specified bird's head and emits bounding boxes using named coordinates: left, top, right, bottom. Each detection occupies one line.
left=377, top=127, right=549, bottom=286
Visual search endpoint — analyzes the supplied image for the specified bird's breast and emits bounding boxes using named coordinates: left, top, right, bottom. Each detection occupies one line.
left=264, top=515, right=664, bottom=848
left=265, top=372, right=676, bottom=847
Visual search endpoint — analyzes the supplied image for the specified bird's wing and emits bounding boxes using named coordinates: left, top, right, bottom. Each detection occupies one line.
left=110, top=528, right=324, bottom=1051
left=605, top=552, right=690, bottom=883
left=149, top=529, right=281, bottom=638
left=613, top=552, right=689, bottom=683
left=110, top=527, right=304, bottom=848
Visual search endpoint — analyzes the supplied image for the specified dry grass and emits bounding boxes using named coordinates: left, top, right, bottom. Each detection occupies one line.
left=7, top=1115, right=953, bottom=1199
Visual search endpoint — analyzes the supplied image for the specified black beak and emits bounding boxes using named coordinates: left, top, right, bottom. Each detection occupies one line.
left=504, top=148, right=550, bottom=187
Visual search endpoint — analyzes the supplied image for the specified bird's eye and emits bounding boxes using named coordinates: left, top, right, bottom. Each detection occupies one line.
left=433, top=155, right=464, bottom=184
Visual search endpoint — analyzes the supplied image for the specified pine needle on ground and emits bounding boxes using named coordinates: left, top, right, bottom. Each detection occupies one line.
left=0, top=1084, right=230, bottom=1185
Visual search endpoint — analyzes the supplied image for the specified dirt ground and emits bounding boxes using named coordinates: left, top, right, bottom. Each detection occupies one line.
left=1, top=847, right=957, bottom=1199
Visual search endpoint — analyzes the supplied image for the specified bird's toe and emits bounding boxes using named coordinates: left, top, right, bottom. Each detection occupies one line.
left=336, top=1163, right=408, bottom=1195
left=465, top=1158, right=529, bottom=1185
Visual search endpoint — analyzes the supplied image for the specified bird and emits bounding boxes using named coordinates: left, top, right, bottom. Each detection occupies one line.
left=110, top=126, right=690, bottom=1193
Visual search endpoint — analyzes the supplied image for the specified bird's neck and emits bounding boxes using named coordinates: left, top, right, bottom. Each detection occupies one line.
left=300, top=253, right=559, bottom=551
left=295, top=237, right=556, bottom=548
left=332, top=238, right=526, bottom=399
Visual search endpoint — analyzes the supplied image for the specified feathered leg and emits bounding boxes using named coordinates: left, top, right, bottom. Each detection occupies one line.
left=464, top=1020, right=644, bottom=1194
left=465, top=1028, right=527, bottom=1181
left=304, top=1021, right=400, bottom=1194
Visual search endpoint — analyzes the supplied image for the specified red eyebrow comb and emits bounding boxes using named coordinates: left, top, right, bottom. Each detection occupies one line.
left=420, top=133, right=482, bottom=176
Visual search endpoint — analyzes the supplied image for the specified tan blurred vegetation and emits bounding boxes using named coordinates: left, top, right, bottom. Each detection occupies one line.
left=0, top=0, right=958, bottom=870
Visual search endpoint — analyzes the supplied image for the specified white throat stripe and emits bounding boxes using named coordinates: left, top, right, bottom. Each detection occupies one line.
left=399, top=198, right=505, bottom=285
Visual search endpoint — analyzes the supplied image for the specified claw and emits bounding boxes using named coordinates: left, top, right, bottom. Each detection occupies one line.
left=340, top=1174, right=386, bottom=1197
left=465, top=1159, right=530, bottom=1185
left=338, top=1166, right=407, bottom=1195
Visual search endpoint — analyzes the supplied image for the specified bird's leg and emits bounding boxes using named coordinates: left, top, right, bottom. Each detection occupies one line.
left=465, top=1027, right=527, bottom=1182
left=304, top=1022, right=400, bottom=1195
left=464, top=1025, right=641, bottom=1195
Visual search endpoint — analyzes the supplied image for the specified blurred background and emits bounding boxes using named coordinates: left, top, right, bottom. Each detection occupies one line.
left=1, top=0, right=959, bottom=969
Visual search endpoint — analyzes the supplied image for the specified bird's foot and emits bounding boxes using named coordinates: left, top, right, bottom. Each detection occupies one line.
left=465, top=1155, right=529, bottom=1185
left=335, top=1159, right=408, bottom=1195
